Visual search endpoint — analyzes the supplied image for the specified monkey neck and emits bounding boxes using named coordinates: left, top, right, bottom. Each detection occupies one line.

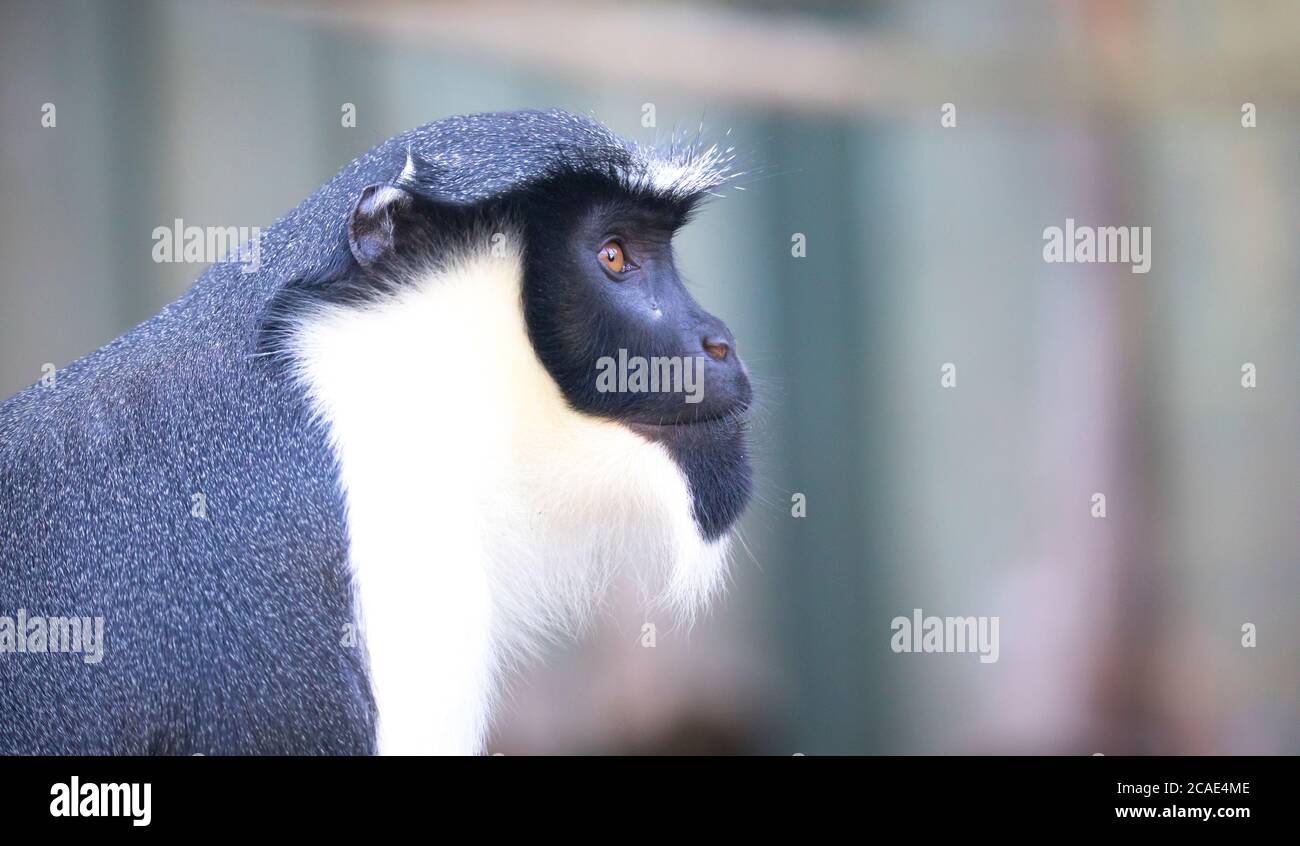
left=286, top=243, right=728, bottom=754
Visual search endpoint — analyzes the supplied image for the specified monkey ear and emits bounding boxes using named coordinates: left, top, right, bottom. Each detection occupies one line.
left=347, top=183, right=413, bottom=267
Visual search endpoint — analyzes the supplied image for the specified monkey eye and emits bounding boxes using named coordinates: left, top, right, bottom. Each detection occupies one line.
left=597, top=240, right=635, bottom=276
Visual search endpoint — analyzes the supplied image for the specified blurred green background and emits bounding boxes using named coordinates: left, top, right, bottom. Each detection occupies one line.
left=1, top=0, right=1295, bottom=754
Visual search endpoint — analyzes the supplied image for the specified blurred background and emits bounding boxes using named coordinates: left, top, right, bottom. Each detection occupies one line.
left=0, top=0, right=1295, bottom=754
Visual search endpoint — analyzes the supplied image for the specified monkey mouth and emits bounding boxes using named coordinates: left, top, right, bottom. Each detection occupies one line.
left=627, top=408, right=752, bottom=435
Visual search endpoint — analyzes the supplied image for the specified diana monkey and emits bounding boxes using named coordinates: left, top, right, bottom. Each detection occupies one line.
left=0, top=110, right=754, bottom=755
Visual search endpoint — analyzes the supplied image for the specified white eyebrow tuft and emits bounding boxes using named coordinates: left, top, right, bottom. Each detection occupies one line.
left=619, top=136, right=738, bottom=201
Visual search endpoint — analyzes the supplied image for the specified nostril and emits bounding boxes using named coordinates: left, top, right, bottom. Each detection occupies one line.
left=702, top=335, right=730, bottom=361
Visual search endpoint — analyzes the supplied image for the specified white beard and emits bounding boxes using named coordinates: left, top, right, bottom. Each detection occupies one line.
left=286, top=240, right=730, bottom=755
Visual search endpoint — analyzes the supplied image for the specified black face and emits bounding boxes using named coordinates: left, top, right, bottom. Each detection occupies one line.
left=521, top=194, right=752, bottom=427
left=520, top=185, right=753, bottom=539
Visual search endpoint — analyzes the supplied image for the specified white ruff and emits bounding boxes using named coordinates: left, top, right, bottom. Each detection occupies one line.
left=288, top=243, right=729, bottom=755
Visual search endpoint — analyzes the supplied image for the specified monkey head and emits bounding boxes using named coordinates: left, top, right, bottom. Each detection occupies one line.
left=262, top=111, right=753, bottom=676
left=270, top=113, right=754, bottom=551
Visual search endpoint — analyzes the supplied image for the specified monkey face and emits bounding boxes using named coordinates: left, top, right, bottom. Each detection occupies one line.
left=515, top=188, right=754, bottom=540
left=521, top=196, right=753, bottom=431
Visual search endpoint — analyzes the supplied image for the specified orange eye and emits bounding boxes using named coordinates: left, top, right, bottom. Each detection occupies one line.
left=598, top=240, right=627, bottom=274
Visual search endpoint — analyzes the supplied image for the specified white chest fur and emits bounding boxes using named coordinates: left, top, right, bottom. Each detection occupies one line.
left=289, top=244, right=729, bottom=754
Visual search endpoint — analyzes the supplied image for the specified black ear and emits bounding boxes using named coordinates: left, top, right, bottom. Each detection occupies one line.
left=347, top=183, right=413, bottom=267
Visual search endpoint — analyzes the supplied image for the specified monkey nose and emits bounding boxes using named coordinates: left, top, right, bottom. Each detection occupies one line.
left=702, top=335, right=731, bottom=361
